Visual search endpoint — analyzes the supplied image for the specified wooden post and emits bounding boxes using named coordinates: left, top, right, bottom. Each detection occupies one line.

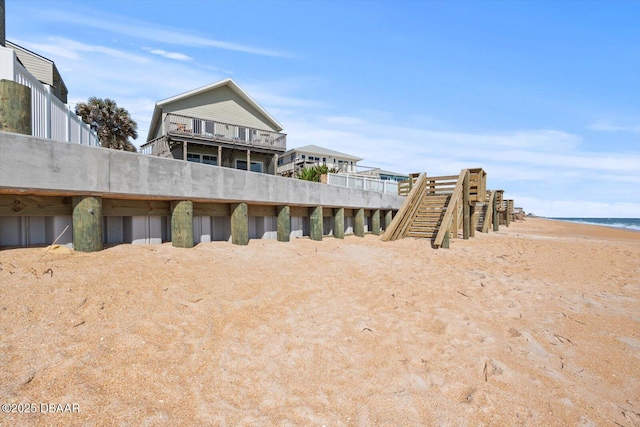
left=310, top=206, right=323, bottom=241
left=452, top=200, right=459, bottom=237
left=470, top=203, right=476, bottom=238
left=354, top=208, right=365, bottom=237
left=246, top=150, right=251, bottom=171
left=492, top=194, right=499, bottom=232
left=442, top=230, right=450, bottom=249
left=276, top=205, right=290, bottom=242
left=463, top=170, right=470, bottom=240
left=273, top=153, right=278, bottom=175
left=371, top=209, right=381, bottom=236
left=170, top=200, right=194, bottom=248
left=183, top=141, right=187, bottom=160
left=333, top=208, right=344, bottom=239
left=72, top=196, right=102, bottom=252
left=231, top=203, right=249, bottom=245
left=0, top=80, right=31, bottom=135
left=217, top=145, right=222, bottom=166
left=385, top=210, right=393, bottom=231
left=506, top=207, right=511, bottom=227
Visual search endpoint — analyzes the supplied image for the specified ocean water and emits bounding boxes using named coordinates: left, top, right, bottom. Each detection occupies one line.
left=549, top=217, right=640, bottom=232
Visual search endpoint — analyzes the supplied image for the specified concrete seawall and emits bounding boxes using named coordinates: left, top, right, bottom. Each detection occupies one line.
left=0, top=132, right=405, bottom=249
left=0, top=132, right=404, bottom=209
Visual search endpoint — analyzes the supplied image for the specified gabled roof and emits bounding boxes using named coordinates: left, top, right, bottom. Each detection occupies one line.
left=284, top=144, right=363, bottom=161
left=147, top=78, right=283, bottom=141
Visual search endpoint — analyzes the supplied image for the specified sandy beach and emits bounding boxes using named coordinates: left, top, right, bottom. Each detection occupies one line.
left=0, top=217, right=638, bottom=426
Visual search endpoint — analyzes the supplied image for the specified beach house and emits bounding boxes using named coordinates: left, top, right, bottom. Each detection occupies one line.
left=277, top=144, right=362, bottom=176
left=140, top=78, right=286, bottom=174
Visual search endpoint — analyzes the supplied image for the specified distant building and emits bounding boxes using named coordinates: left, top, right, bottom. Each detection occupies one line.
left=277, top=144, right=362, bottom=176
left=378, top=169, right=409, bottom=182
left=141, top=78, right=286, bottom=175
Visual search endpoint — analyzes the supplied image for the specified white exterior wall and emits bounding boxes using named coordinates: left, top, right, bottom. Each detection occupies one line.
left=193, top=216, right=212, bottom=244
left=123, top=216, right=162, bottom=245
left=0, top=215, right=72, bottom=247
left=211, top=217, right=232, bottom=242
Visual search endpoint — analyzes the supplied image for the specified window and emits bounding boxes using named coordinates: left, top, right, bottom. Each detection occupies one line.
left=278, top=157, right=284, bottom=166
left=290, top=154, right=295, bottom=162
left=187, top=153, right=217, bottom=166
left=238, top=127, right=247, bottom=141
left=205, top=121, right=214, bottom=135
left=301, top=154, right=306, bottom=160
left=235, top=160, right=263, bottom=173
left=202, top=155, right=217, bottom=165
left=322, top=157, right=326, bottom=163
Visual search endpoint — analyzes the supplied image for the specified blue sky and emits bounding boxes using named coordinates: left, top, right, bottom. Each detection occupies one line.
left=6, top=0, right=640, bottom=217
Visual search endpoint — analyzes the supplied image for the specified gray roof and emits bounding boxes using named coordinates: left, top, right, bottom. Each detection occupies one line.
left=283, top=144, right=362, bottom=161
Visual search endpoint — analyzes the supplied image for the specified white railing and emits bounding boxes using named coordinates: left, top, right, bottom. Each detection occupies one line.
left=326, top=173, right=399, bottom=195
left=0, top=46, right=99, bottom=146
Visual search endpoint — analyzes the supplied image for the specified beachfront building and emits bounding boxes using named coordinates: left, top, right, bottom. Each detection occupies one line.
left=277, top=144, right=362, bottom=177
left=378, top=169, right=409, bottom=182
left=140, top=78, right=287, bottom=175
left=4, top=41, right=68, bottom=104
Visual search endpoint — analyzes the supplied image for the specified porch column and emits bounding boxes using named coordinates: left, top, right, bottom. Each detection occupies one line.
left=273, top=153, right=278, bottom=175
left=354, top=208, right=365, bottom=237
left=276, top=205, right=290, bottom=242
left=0, top=80, right=31, bottom=135
left=231, top=203, right=249, bottom=245
left=218, top=145, right=222, bottom=167
left=333, top=208, right=344, bottom=239
left=371, top=209, right=381, bottom=236
left=72, top=196, right=102, bottom=252
left=310, top=206, right=323, bottom=241
left=246, top=150, right=251, bottom=171
left=170, top=200, right=194, bottom=248
left=183, top=141, right=187, bottom=160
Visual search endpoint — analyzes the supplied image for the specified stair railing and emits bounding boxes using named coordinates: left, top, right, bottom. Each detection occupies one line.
left=381, top=173, right=427, bottom=241
left=433, top=169, right=469, bottom=248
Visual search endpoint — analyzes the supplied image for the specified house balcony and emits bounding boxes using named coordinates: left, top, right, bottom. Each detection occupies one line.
left=140, top=113, right=287, bottom=156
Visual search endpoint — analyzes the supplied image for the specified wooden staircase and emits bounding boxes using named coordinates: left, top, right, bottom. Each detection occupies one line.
left=406, top=194, right=450, bottom=240
left=382, top=170, right=471, bottom=248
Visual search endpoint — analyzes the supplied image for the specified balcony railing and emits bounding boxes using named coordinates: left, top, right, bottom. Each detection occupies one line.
left=152, top=113, right=286, bottom=152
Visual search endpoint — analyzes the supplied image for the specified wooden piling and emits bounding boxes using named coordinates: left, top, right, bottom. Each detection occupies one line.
left=355, top=208, right=365, bottom=237
left=170, top=200, right=194, bottom=248
left=0, top=80, right=31, bottom=135
left=384, top=210, right=393, bottom=231
left=493, top=194, right=499, bottom=232
left=462, top=170, right=470, bottom=240
left=72, top=196, right=102, bottom=252
left=276, top=205, right=290, bottom=242
left=371, top=209, right=381, bottom=236
left=310, top=206, right=323, bottom=241
left=333, top=208, right=345, bottom=239
left=231, top=203, right=249, bottom=245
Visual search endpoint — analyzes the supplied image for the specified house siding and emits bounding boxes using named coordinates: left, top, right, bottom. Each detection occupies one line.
left=7, top=42, right=53, bottom=86
left=162, top=86, right=279, bottom=133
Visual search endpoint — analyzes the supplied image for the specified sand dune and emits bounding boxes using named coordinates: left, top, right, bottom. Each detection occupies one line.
left=0, top=218, right=638, bottom=426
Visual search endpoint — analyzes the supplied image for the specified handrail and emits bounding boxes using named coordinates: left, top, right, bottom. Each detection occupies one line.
left=380, top=173, right=427, bottom=241
left=433, top=169, right=468, bottom=248
left=482, top=190, right=496, bottom=233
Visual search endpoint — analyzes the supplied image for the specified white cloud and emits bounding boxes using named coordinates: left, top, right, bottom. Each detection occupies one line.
left=589, top=120, right=640, bottom=133
left=146, top=48, right=192, bottom=61
left=36, top=8, right=289, bottom=58
left=14, top=37, right=149, bottom=64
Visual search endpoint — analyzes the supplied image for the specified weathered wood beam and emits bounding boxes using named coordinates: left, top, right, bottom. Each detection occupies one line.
left=384, top=210, right=393, bottom=231
left=231, top=203, right=249, bottom=245
left=0, top=194, right=72, bottom=216
left=333, top=208, right=344, bottom=239
left=310, top=206, right=323, bottom=241
left=354, top=208, right=365, bottom=237
left=192, top=202, right=230, bottom=217
left=276, top=205, right=290, bottom=242
left=103, top=199, right=170, bottom=216
left=72, top=196, right=102, bottom=252
left=493, top=193, right=499, bottom=232
left=248, top=205, right=277, bottom=217
left=170, top=200, right=194, bottom=248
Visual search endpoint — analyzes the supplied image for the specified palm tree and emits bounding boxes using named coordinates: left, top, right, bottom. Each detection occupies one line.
left=75, top=97, right=138, bottom=152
